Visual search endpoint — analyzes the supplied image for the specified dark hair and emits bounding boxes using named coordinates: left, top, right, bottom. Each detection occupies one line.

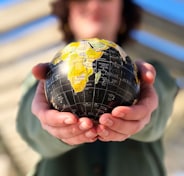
left=51, top=0, right=142, bottom=44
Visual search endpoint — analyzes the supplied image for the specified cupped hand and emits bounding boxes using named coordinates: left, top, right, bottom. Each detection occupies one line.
left=31, top=63, right=97, bottom=145
left=97, top=61, right=158, bottom=142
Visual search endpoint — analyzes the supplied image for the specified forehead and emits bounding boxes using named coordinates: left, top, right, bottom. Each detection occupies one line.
left=69, top=0, right=121, bottom=3
left=68, top=0, right=122, bottom=8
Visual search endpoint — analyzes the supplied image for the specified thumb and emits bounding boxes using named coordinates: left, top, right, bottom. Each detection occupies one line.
left=32, top=63, right=50, bottom=80
left=136, top=60, right=156, bottom=85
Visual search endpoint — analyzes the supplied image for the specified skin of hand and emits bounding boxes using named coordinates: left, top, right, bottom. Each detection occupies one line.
left=32, top=64, right=98, bottom=145
left=31, top=61, right=158, bottom=145
left=97, top=61, right=158, bottom=141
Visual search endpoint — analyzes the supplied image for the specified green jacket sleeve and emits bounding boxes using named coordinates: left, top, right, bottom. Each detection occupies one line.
left=16, top=61, right=178, bottom=159
left=16, top=74, right=77, bottom=158
left=130, top=61, right=178, bottom=142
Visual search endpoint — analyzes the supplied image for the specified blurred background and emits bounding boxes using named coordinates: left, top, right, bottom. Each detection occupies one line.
left=0, top=0, right=184, bottom=175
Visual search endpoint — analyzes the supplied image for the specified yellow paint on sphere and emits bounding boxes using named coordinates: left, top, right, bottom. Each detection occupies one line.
left=51, top=38, right=120, bottom=92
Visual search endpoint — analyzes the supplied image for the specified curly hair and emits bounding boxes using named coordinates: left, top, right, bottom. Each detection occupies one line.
left=51, top=0, right=142, bottom=44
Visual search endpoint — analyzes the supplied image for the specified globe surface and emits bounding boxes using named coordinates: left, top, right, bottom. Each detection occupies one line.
left=45, top=38, right=140, bottom=121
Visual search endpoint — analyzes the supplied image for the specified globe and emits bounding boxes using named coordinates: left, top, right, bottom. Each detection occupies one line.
left=45, top=38, right=140, bottom=121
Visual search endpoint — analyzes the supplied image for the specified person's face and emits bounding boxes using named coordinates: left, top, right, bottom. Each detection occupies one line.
left=68, top=0, right=123, bottom=42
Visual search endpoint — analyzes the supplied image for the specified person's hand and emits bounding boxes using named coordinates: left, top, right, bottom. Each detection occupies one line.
left=96, top=61, right=158, bottom=142
left=31, top=63, right=97, bottom=145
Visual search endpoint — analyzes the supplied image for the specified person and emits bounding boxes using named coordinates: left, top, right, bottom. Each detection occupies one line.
left=16, top=0, right=178, bottom=175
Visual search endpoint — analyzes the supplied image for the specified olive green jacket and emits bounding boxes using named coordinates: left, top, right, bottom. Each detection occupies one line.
left=17, top=61, right=178, bottom=176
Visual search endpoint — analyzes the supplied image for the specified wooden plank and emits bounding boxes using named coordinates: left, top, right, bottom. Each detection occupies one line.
left=140, top=11, right=184, bottom=46
left=0, top=108, right=40, bottom=175
left=124, top=42, right=184, bottom=77
left=134, top=0, right=184, bottom=26
left=0, top=44, right=63, bottom=90
left=0, top=0, right=52, bottom=32
left=164, top=89, right=184, bottom=175
left=0, top=24, right=62, bottom=64
left=0, top=88, right=20, bottom=111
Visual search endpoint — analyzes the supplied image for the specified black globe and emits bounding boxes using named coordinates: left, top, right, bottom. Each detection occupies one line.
left=45, top=38, right=140, bottom=121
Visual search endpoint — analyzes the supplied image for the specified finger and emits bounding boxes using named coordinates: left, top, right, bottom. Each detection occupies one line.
left=60, top=128, right=97, bottom=145
left=43, top=125, right=97, bottom=145
left=62, top=132, right=97, bottom=146
left=32, top=81, right=77, bottom=126
left=136, top=60, right=156, bottom=84
left=31, top=81, right=50, bottom=117
left=32, top=63, right=50, bottom=80
left=97, top=125, right=129, bottom=142
left=99, top=114, right=149, bottom=135
left=42, top=117, right=94, bottom=139
left=42, top=111, right=78, bottom=127
left=112, top=84, right=158, bottom=120
left=111, top=105, right=147, bottom=121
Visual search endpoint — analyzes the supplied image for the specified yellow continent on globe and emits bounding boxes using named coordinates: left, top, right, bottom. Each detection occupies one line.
left=52, top=38, right=118, bottom=93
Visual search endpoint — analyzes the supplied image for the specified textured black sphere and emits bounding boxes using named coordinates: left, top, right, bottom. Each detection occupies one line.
left=45, top=38, right=140, bottom=121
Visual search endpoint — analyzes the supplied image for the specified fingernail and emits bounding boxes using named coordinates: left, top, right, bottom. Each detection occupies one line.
left=105, top=118, right=113, bottom=127
left=102, top=129, right=109, bottom=137
left=146, top=71, right=154, bottom=80
left=64, top=118, right=74, bottom=124
left=85, top=131, right=96, bottom=138
left=79, top=122, right=89, bottom=130
left=119, top=113, right=125, bottom=118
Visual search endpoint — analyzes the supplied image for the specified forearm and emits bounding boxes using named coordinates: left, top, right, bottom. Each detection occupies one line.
left=16, top=75, right=77, bottom=158
left=130, top=61, right=178, bottom=142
